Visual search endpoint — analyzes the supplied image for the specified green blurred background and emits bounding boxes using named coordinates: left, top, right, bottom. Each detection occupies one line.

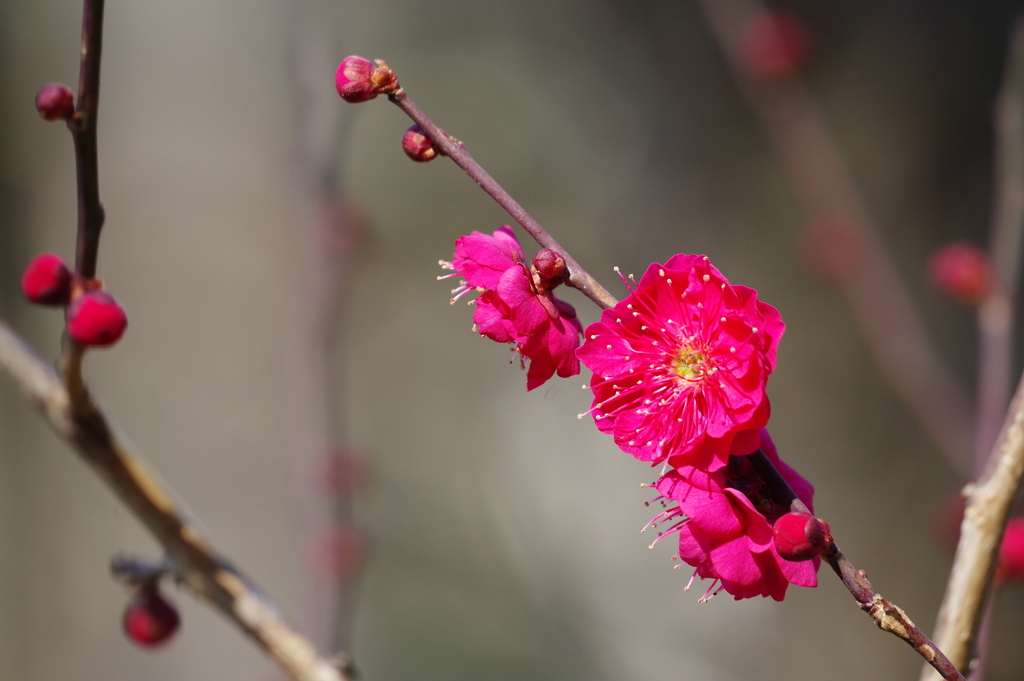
left=1, top=1, right=1023, bottom=679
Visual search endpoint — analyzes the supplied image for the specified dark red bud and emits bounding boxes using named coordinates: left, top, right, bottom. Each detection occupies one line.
left=740, top=11, right=810, bottom=79
left=21, top=253, right=73, bottom=306
left=402, top=124, right=438, bottom=162
left=35, top=83, right=75, bottom=120
left=335, top=56, right=378, bottom=103
left=335, top=56, right=399, bottom=103
left=928, top=242, right=991, bottom=306
left=997, top=518, right=1024, bottom=583
left=66, top=289, right=127, bottom=347
left=532, top=249, right=566, bottom=281
left=773, top=511, right=831, bottom=561
left=122, top=587, right=180, bottom=647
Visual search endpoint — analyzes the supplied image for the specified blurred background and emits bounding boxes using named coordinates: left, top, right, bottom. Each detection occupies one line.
left=1, top=0, right=1023, bottom=679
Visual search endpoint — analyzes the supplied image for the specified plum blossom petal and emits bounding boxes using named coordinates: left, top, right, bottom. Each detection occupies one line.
left=441, top=226, right=583, bottom=390
left=577, top=254, right=784, bottom=470
left=646, top=429, right=819, bottom=601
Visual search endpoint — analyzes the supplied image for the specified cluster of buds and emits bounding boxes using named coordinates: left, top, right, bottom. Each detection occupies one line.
left=35, top=83, right=75, bottom=121
left=122, top=584, right=180, bottom=647
left=334, top=56, right=400, bottom=103
left=21, top=253, right=127, bottom=347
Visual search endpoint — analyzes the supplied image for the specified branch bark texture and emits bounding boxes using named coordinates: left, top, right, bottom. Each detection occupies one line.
left=0, top=320, right=352, bottom=681
left=921, top=368, right=1024, bottom=681
left=749, top=450, right=965, bottom=681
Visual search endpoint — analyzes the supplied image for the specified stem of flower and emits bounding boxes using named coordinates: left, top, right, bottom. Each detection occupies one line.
left=388, top=90, right=618, bottom=311
left=748, top=449, right=966, bottom=681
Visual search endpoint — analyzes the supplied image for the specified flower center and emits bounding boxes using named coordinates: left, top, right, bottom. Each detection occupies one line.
left=673, top=347, right=710, bottom=381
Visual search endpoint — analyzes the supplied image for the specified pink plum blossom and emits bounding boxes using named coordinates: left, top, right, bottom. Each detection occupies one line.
left=645, top=429, right=819, bottom=601
left=577, top=254, right=784, bottom=471
left=440, top=226, right=583, bottom=390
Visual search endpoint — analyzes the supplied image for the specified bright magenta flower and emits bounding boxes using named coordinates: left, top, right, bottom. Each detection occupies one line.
left=577, top=254, right=783, bottom=471
left=440, top=227, right=583, bottom=390
left=645, top=429, right=819, bottom=601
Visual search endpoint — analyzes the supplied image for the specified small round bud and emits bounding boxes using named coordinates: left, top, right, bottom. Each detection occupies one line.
left=21, top=253, right=72, bottom=306
left=773, top=511, right=831, bottom=561
left=740, top=11, right=810, bottom=79
left=997, top=518, right=1024, bottom=583
left=123, top=587, right=180, bottom=647
left=35, top=83, right=75, bottom=121
left=928, top=241, right=991, bottom=305
left=402, top=124, right=438, bottom=162
left=532, top=248, right=566, bottom=281
left=336, top=56, right=377, bottom=103
left=66, top=289, right=128, bottom=347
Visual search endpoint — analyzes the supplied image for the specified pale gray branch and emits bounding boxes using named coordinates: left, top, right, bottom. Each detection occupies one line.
left=0, top=319, right=352, bottom=681
left=921, top=368, right=1024, bottom=681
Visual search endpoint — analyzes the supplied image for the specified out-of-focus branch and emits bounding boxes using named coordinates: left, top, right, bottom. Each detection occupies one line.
left=975, top=16, right=1024, bottom=471
left=286, top=14, right=366, bottom=651
left=695, top=0, right=974, bottom=474
left=749, top=449, right=965, bottom=681
left=0, top=320, right=353, bottom=681
left=921, top=368, right=1024, bottom=681
left=388, top=90, right=618, bottom=311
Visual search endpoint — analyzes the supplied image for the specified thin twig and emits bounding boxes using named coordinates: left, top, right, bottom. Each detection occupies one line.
left=748, top=449, right=966, bottom=681
left=0, top=320, right=353, bottom=681
left=921, top=368, right=1024, bottom=681
left=68, top=0, right=106, bottom=280
left=694, top=0, right=974, bottom=474
left=387, top=90, right=618, bottom=311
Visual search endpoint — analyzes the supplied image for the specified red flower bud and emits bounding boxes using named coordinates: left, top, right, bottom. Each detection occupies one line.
left=740, top=11, right=810, bottom=79
left=66, top=289, right=127, bottom=347
left=21, top=253, right=72, bottom=306
left=123, top=587, right=180, bottom=647
left=997, top=519, right=1024, bottom=583
left=35, top=83, right=75, bottom=121
left=773, top=511, right=831, bottom=561
left=928, top=241, right=991, bottom=305
left=335, top=56, right=399, bottom=103
left=532, top=248, right=566, bottom=281
left=402, top=124, right=439, bottom=162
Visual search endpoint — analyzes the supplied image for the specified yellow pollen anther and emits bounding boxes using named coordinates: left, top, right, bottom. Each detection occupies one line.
left=659, top=269, right=666, bottom=277
left=702, top=274, right=710, bottom=282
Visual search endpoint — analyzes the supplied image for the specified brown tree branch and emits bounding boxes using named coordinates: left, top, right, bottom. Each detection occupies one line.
left=68, top=0, right=106, bottom=280
left=387, top=90, right=618, bottom=311
left=748, top=449, right=966, bottom=681
left=694, top=0, right=975, bottom=474
left=0, top=319, right=354, bottom=681
left=921, top=367, right=1024, bottom=681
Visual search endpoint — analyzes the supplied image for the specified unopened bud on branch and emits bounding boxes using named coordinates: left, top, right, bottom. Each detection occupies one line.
left=67, top=289, right=128, bottom=347
left=35, top=83, right=75, bottom=120
left=122, top=586, right=180, bottom=647
left=402, top=124, right=439, bottom=162
left=21, top=253, right=72, bottom=306
left=335, top=55, right=399, bottom=103
left=928, top=241, right=991, bottom=306
left=773, top=511, right=831, bottom=561
left=532, top=249, right=566, bottom=282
